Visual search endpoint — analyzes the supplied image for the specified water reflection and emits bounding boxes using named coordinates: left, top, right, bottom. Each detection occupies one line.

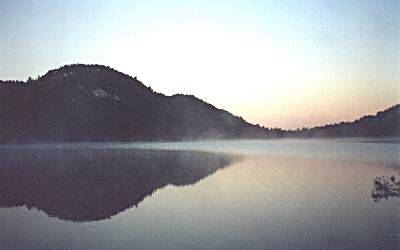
left=0, top=148, right=236, bottom=222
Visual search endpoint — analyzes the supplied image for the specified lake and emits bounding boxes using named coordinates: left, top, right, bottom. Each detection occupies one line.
left=0, top=139, right=399, bottom=249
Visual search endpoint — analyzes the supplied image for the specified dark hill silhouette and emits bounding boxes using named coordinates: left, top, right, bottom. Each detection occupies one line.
left=0, top=64, right=398, bottom=142
left=0, top=64, right=266, bottom=143
left=289, top=105, right=400, bottom=138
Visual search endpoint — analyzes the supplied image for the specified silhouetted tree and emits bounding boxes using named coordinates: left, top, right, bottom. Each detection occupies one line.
left=371, top=173, right=400, bottom=202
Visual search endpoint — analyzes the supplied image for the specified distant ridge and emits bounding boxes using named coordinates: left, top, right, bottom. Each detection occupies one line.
left=0, top=64, right=398, bottom=143
left=288, top=104, right=400, bottom=138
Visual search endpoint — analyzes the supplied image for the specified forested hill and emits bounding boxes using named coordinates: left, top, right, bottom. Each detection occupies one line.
left=288, top=104, right=400, bottom=138
left=0, top=64, right=266, bottom=143
left=0, top=64, right=398, bottom=143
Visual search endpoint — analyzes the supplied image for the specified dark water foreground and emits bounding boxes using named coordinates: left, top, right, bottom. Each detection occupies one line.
left=0, top=140, right=398, bottom=249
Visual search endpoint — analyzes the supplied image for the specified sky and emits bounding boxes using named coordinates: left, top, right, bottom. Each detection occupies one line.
left=0, top=0, right=399, bottom=129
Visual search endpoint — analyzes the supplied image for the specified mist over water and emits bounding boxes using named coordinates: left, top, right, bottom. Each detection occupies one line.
left=124, top=139, right=400, bottom=165
left=0, top=139, right=399, bottom=249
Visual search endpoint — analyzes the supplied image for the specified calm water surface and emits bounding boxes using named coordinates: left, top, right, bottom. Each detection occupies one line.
left=0, top=139, right=399, bottom=249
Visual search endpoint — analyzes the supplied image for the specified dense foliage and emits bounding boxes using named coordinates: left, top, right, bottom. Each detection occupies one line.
left=372, top=173, right=400, bottom=201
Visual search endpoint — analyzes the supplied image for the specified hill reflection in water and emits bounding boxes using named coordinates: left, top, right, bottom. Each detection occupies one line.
left=0, top=147, right=237, bottom=222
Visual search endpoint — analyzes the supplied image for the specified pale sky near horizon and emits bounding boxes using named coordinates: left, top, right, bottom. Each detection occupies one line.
left=1, top=0, right=399, bottom=129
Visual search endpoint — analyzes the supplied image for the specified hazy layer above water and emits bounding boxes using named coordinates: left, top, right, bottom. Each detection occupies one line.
left=5, top=138, right=399, bottom=165
left=116, top=139, right=400, bottom=166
